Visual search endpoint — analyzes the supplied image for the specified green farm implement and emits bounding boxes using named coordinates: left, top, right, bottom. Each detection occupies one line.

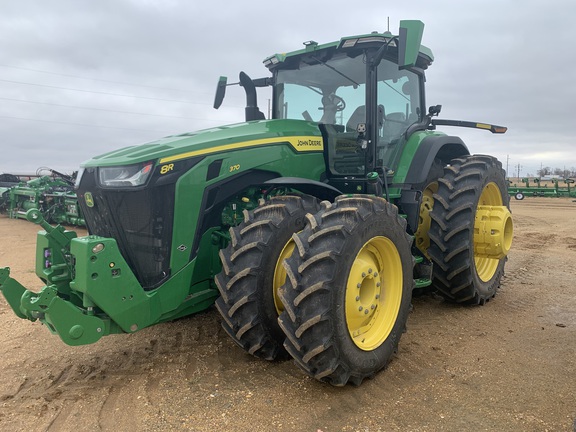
left=0, top=21, right=513, bottom=386
left=508, top=177, right=576, bottom=200
left=0, top=170, right=85, bottom=226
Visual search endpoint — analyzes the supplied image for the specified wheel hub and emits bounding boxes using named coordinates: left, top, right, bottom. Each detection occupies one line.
left=473, top=182, right=514, bottom=282
left=474, top=205, right=513, bottom=259
left=349, top=260, right=380, bottom=326
left=345, top=237, right=402, bottom=351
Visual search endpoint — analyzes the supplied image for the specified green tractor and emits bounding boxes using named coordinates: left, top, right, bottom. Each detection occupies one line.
left=0, top=21, right=513, bottom=386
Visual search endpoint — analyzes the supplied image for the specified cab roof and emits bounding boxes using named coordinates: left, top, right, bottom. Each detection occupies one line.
left=263, top=31, right=434, bottom=70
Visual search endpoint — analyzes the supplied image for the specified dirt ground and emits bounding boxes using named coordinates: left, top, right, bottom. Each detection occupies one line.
left=0, top=197, right=575, bottom=432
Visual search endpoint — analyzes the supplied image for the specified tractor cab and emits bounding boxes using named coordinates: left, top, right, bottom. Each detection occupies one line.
left=267, top=36, right=429, bottom=189
left=215, top=22, right=432, bottom=194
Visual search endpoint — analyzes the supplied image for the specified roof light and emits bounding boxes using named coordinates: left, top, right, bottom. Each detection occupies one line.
left=341, top=39, right=358, bottom=48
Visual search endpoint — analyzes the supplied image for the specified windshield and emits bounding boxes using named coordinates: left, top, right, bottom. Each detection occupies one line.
left=274, top=53, right=366, bottom=128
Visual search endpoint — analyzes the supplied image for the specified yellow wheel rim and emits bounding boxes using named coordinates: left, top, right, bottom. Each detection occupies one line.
left=474, top=182, right=512, bottom=282
left=345, top=236, right=403, bottom=351
left=272, top=239, right=295, bottom=314
left=415, top=181, right=438, bottom=258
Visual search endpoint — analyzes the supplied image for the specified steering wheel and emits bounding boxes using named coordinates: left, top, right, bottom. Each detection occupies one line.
left=332, top=94, right=346, bottom=111
left=322, top=94, right=346, bottom=112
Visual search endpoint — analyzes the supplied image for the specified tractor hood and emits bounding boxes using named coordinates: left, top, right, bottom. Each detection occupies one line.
left=81, top=119, right=324, bottom=168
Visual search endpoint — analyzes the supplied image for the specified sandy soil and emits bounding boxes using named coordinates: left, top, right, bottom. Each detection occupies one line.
left=0, top=197, right=575, bottom=432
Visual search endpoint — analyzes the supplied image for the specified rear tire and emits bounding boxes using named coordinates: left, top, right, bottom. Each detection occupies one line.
left=278, top=195, right=413, bottom=386
left=215, top=195, right=320, bottom=360
left=427, top=155, right=511, bottom=305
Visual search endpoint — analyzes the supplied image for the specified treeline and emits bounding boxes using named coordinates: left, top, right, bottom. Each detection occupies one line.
left=528, top=167, right=576, bottom=178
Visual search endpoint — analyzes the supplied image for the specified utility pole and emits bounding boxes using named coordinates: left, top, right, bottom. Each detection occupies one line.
left=506, top=154, right=510, bottom=178
left=517, top=163, right=521, bottom=179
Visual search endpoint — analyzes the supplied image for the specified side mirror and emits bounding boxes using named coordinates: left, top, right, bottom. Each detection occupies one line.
left=213, top=76, right=228, bottom=109
left=428, top=104, right=442, bottom=117
left=398, top=20, right=424, bottom=69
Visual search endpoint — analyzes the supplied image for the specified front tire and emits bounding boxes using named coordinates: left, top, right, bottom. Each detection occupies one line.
left=215, top=195, right=320, bottom=360
left=428, top=155, right=513, bottom=305
left=278, top=195, right=414, bottom=386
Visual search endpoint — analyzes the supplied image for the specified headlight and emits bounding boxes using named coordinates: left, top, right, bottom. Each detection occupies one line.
left=98, top=161, right=154, bottom=187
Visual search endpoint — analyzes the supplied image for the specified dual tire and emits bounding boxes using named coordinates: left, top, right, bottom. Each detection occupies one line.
left=216, top=194, right=413, bottom=386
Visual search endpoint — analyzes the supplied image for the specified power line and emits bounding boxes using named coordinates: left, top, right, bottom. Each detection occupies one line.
left=0, top=115, right=173, bottom=133
left=0, top=63, right=207, bottom=95
left=0, top=96, right=235, bottom=122
left=0, top=78, right=210, bottom=105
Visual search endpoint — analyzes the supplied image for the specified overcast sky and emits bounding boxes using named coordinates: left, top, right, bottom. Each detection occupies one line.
left=1, top=0, right=574, bottom=177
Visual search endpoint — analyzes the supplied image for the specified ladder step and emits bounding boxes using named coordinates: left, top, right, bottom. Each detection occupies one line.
left=414, top=278, right=432, bottom=289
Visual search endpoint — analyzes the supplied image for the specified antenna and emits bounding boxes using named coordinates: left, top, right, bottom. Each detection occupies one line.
left=387, top=17, right=390, bottom=32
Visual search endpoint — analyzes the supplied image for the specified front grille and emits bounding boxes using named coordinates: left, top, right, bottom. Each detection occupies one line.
left=78, top=172, right=175, bottom=289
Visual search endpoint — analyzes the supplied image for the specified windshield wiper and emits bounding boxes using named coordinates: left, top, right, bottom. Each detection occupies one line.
left=310, top=56, right=359, bottom=89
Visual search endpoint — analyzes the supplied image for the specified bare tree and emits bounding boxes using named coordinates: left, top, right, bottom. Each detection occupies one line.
left=537, top=166, right=551, bottom=177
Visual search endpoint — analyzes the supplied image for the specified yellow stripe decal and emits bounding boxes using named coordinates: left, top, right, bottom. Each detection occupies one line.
left=159, top=136, right=324, bottom=164
left=476, top=123, right=491, bottom=130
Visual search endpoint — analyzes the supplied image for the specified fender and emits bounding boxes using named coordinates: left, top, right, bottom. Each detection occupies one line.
left=264, top=177, right=342, bottom=202
left=193, top=172, right=342, bottom=258
left=404, top=135, right=469, bottom=186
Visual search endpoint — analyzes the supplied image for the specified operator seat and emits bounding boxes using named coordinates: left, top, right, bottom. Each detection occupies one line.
left=346, top=105, right=366, bottom=132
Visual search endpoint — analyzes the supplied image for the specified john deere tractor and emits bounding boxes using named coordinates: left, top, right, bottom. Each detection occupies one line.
left=0, top=21, right=513, bottom=386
